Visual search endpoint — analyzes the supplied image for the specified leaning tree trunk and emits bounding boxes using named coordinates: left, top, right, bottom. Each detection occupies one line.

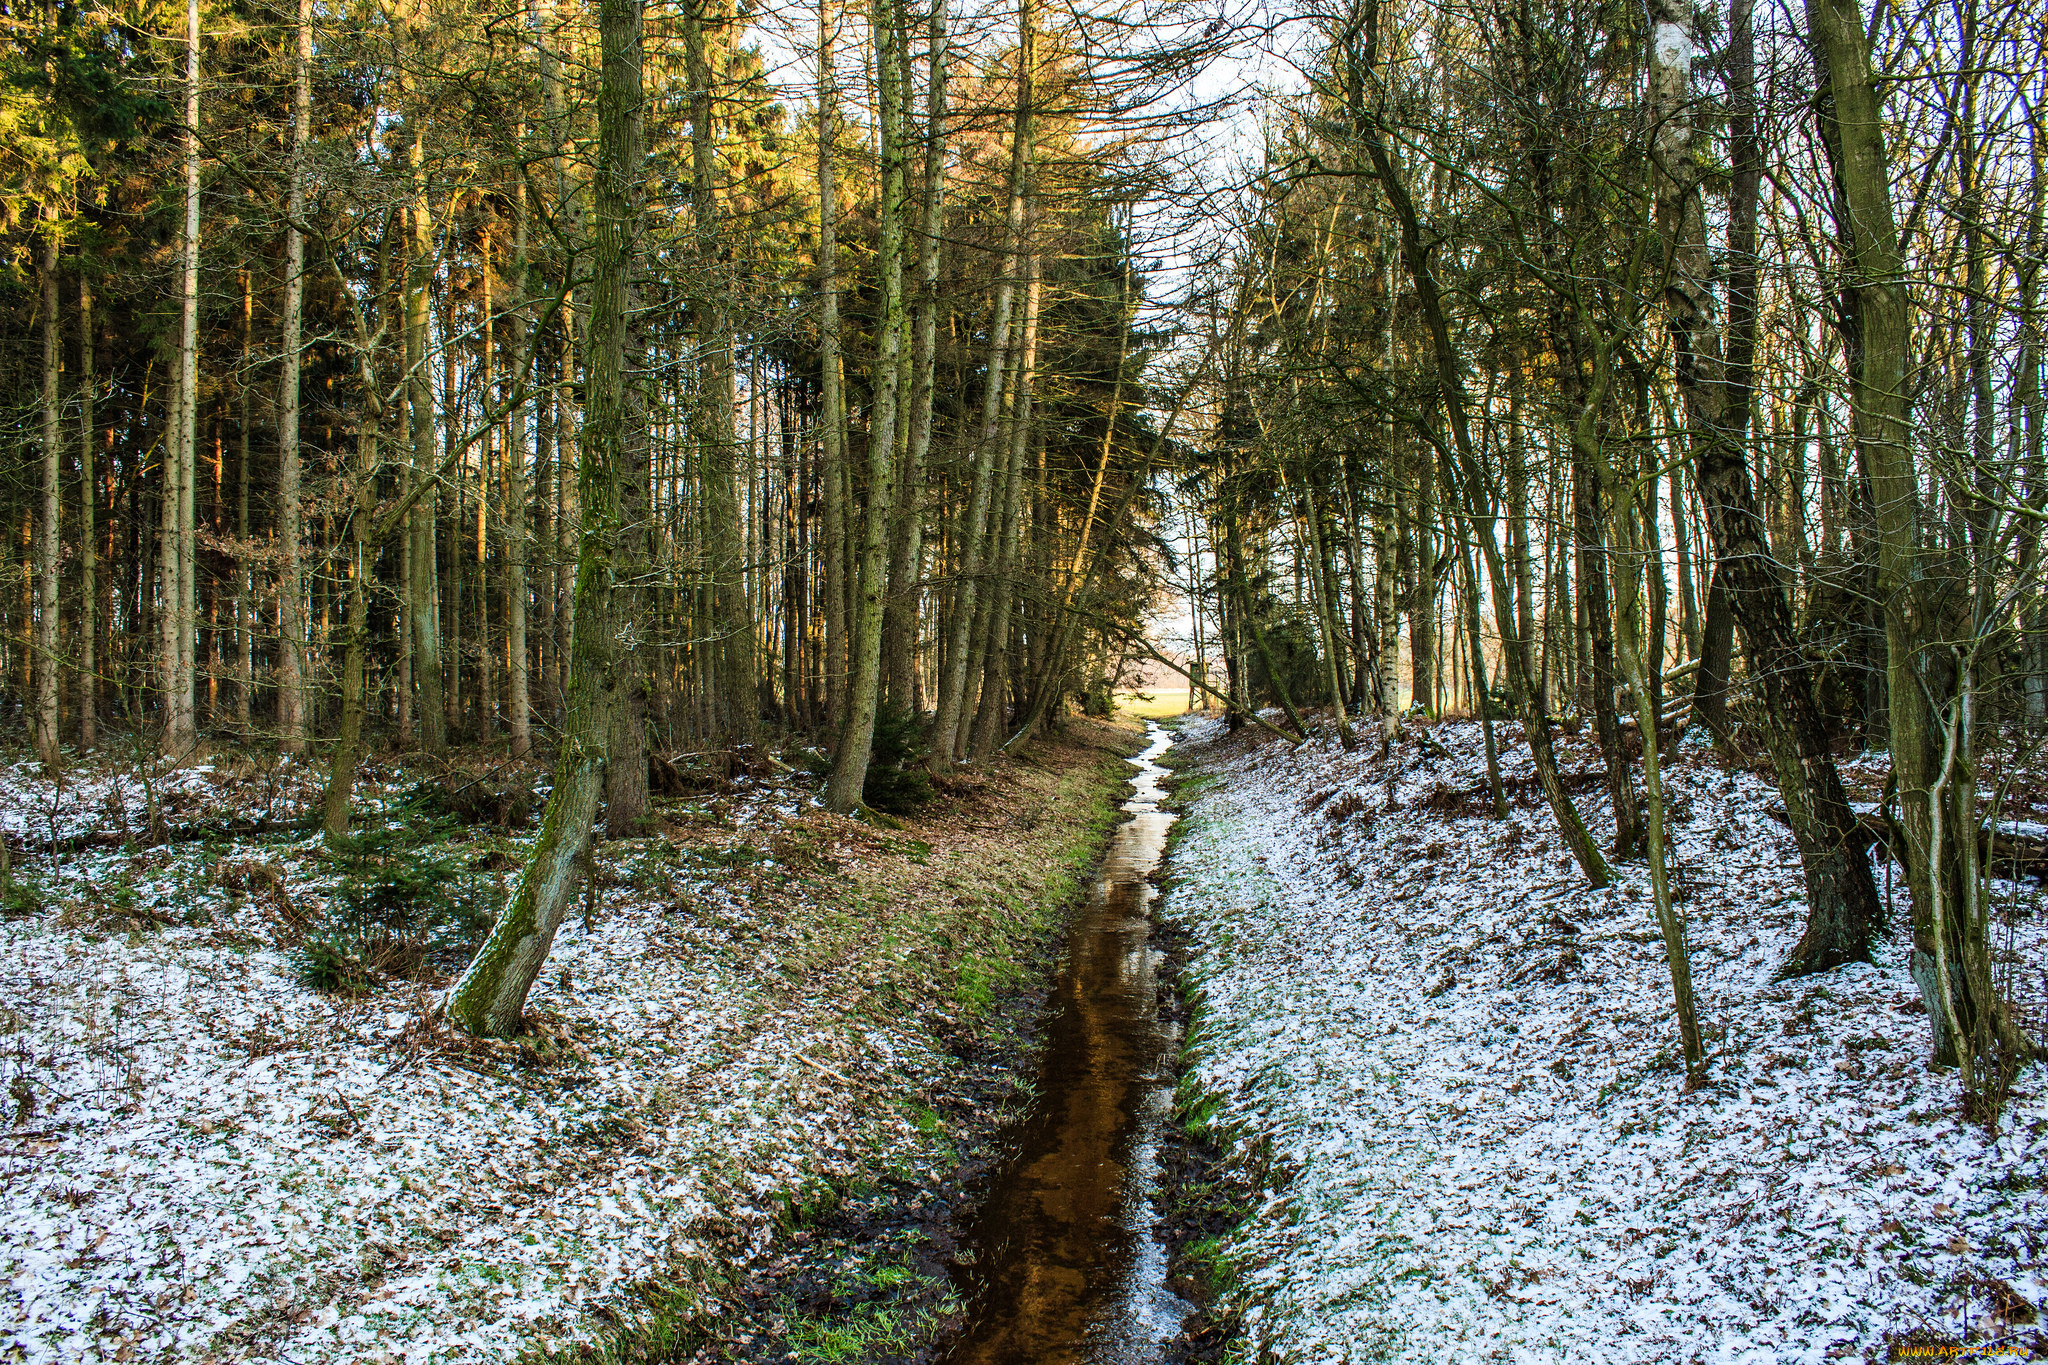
left=1351, top=13, right=1609, bottom=884
left=450, top=0, right=638, bottom=1038
left=1652, top=0, right=1883, bottom=975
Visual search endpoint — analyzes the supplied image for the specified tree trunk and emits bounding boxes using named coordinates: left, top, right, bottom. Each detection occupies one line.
left=76, top=273, right=95, bottom=750
left=34, top=223, right=61, bottom=768
left=163, top=0, right=202, bottom=752
left=1806, top=0, right=2028, bottom=1089
left=1655, top=0, right=1884, bottom=974
left=825, top=0, right=909, bottom=810
left=686, top=0, right=756, bottom=746
left=1574, top=451, right=1640, bottom=858
left=816, top=0, right=850, bottom=728
left=451, top=0, right=638, bottom=1037
left=884, top=0, right=948, bottom=711
left=928, top=0, right=1032, bottom=765
left=276, top=0, right=311, bottom=753
left=406, top=109, right=446, bottom=755
left=970, top=258, right=1040, bottom=760
left=1351, top=6, right=1608, bottom=883
left=606, top=93, right=652, bottom=836
left=506, top=177, right=534, bottom=759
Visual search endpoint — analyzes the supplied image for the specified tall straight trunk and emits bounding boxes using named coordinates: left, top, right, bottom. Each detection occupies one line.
left=164, top=0, right=201, bottom=750
left=235, top=271, right=253, bottom=732
left=444, top=303, right=464, bottom=735
left=1653, top=0, right=1883, bottom=973
left=928, top=0, right=1031, bottom=765
left=817, top=0, right=850, bottom=725
left=825, top=0, right=909, bottom=810
left=76, top=274, right=95, bottom=750
left=606, top=97, right=651, bottom=836
left=276, top=0, right=310, bottom=752
left=686, top=0, right=756, bottom=745
left=506, top=176, right=533, bottom=758
left=884, top=0, right=949, bottom=709
left=452, top=0, right=638, bottom=1037
left=34, top=224, right=60, bottom=768
left=1672, top=464, right=1699, bottom=658
left=1459, top=528, right=1506, bottom=814
left=1301, top=479, right=1357, bottom=748
left=969, top=259, right=1040, bottom=760
left=406, top=108, right=446, bottom=754
left=1407, top=448, right=1436, bottom=716
left=1374, top=475, right=1399, bottom=744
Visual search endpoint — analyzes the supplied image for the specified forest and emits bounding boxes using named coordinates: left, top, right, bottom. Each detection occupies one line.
left=2, top=0, right=2047, bottom=1353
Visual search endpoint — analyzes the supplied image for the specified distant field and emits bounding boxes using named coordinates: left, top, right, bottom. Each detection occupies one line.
left=1115, top=688, right=1195, bottom=719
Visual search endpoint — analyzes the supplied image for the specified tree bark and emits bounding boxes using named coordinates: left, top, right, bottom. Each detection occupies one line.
left=884, top=0, right=948, bottom=711
left=1654, top=0, right=1883, bottom=974
left=928, top=0, right=1031, bottom=765
left=825, top=0, right=909, bottom=809
left=276, top=0, right=311, bottom=753
left=685, top=0, right=756, bottom=746
left=34, top=222, right=61, bottom=768
left=76, top=273, right=95, bottom=750
left=1807, top=0, right=2028, bottom=1085
left=451, top=0, right=638, bottom=1037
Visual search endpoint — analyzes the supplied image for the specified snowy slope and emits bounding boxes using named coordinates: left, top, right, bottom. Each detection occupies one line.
left=1164, top=717, right=2048, bottom=1364
left=0, top=758, right=1024, bottom=1365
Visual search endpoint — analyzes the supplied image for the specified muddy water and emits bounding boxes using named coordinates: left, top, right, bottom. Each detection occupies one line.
left=943, top=725, right=1189, bottom=1365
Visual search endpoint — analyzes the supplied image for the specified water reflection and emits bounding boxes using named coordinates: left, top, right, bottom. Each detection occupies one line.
left=944, top=726, right=1187, bottom=1365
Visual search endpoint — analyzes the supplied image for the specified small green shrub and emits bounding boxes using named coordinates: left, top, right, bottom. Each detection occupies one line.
left=297, top=789, right=491, bottom=993
left=861, top=703, right=935, bottom=815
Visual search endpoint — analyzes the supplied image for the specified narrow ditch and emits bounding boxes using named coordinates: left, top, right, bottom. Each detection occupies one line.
left=939, top=724, right=1190, bottom=1365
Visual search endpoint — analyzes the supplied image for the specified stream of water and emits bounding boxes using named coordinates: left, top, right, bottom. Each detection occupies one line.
left=942, top=724, right=1189, bottom=1365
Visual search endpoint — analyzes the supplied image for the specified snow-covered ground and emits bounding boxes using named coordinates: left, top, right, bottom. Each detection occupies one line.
left=1163, top=716, right=2048, bottom=1364
left=0, top=739, right=1123, bottom=1365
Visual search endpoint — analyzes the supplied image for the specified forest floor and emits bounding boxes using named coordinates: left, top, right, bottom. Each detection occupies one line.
left=1159, top=713, right=2048, bottom=1365
left=0, top=716, right=1144, bottom=1365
